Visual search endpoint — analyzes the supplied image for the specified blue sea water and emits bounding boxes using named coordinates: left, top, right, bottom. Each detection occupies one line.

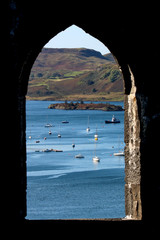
left=26, top=101, right=125, bottom=219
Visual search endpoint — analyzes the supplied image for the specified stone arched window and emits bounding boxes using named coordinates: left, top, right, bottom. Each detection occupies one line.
left=13, top=23, right=142, bottom=220
left=8, top=6, right=160, bottom=233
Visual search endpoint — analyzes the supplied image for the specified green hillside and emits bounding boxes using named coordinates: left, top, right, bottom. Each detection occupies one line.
left=27, top=48, right=124, bottom=101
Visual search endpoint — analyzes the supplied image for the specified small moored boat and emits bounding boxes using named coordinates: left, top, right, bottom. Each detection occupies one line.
left=62, top=120, right=69, bottom=124
left=72, top=143, right=75, bottom=148
left=51, top=149, right=63, bottom=152
left=45, top=124, right=53, bottom=128
left=86, top=116, right=90, bottom=132
left=92, top=156, right=100, bottom=162
left=114, top=152, right=125, bottom=156
left=75, top=154, right=84, bottom=158
left=86, top=127, right=90, bottom=132
left=42, top=149, right=52, bottom=152
left=105, top=115, right=120, bottom=124
left=93, top=126, right=100, bottom=162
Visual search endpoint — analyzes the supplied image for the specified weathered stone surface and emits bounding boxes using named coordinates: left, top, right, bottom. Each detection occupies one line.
left=124, top=67, right=142, bottom=219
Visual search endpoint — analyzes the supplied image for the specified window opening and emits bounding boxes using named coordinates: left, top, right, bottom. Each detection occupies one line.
left=26, top=25, right=125, bottom=220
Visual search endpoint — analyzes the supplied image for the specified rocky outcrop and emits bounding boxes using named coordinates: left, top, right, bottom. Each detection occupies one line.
left=48, top=102, right=124, bottom=111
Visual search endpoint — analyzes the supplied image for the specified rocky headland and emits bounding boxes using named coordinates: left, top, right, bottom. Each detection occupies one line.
left=48, top=102, right=124, bottom=111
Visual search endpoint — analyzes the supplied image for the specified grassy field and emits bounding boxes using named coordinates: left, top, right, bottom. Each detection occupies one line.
left=27, top=48, right=124, bottom=101
left=26, top=92, right=124, bottom=102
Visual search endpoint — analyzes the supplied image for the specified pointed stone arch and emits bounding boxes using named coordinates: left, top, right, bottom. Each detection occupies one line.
left=9, top=4, right=160, bottom=225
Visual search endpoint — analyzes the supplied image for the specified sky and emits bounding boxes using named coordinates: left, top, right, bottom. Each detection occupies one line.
left=44, top=25, right=110, bottom=55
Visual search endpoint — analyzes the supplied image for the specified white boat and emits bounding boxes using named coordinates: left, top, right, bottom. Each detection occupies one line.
left=92, top=156, right=100, bottom=162
left=58, top=125, right=61, bottom=138
left=45, top=123, right=53, bottom=128
left=42, top=149, right=52, bottom=152
left=114, top=136, right=125, bottom=156
left=29, top=130, right=32, bottom=139
left=75, top=154, right=84, bottom=158
left=94, top=134, right=98, bottom=141
left=86, top=127, right=90, bottom=132
left=114, top=152, right=125, bottom=156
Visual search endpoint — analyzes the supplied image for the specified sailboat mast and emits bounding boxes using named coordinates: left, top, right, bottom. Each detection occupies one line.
left=86, top=115, right=90, bottom=132
left=93, top=125, right=100, bottom=162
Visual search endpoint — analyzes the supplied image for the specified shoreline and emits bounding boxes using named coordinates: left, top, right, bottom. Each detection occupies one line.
left=26, top=99, right=124, bottom=103
left=26, top=93, right=124, bottom=102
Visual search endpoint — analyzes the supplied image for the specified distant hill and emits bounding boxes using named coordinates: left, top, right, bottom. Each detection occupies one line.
left=27, top=48, right=124, bottom=101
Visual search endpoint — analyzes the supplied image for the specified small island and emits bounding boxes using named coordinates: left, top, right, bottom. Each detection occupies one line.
left=48, top=102, right=124, bottom=111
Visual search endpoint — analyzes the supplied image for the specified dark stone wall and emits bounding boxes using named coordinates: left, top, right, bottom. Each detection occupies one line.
left=7, top=0, right=160, bottom=233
